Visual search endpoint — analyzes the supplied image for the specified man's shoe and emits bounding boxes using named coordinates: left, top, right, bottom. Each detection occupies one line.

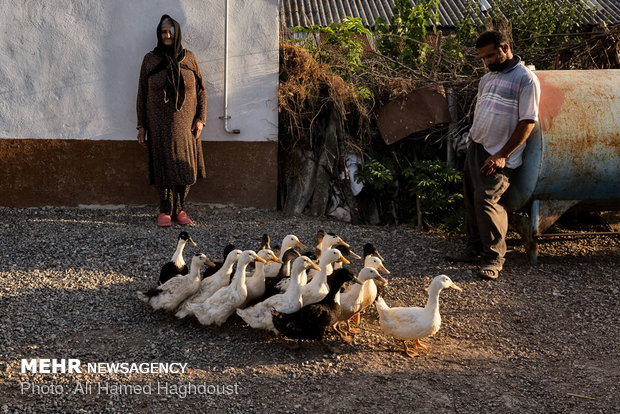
left=176, top=211, right=193, bottom=226
left=477, top=265, right=500, bottom=280
left=157, top=213, right=172, bottom=227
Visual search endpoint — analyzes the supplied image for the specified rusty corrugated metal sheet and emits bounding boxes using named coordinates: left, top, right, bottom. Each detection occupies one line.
left=376, top=85, right=452, bottom=144
left=281, top=0, right=620, bottom=29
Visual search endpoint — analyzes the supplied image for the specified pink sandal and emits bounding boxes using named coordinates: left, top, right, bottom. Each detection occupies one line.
left=176, top=211, right=193, bottom=226
left=157, top=213, right=172, bottom=227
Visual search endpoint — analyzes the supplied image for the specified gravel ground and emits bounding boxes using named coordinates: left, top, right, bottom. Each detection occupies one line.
left=0, top=204, right=619, bottom=413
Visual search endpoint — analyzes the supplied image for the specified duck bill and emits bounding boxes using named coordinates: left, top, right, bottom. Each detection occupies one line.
left=338, top=238, right=350, bottom=247
left=266, top=256, right=283, bottom=265
left=206, top=259, right=217, bottom=267
left=188, top=237, right=197, bottom=247
left=339, top=256, right=351, bottom=265
left=375, top=252, right=385, bottom=262
left=296, top=241, right=308, bottom=249
left=349, top=251, right=361, bottom=260
left=450, top=284, right=462, bottom=292
left=379, top=265, right=391, bottom=274
left=310, top=262, right=321, bottom=271
left=376, top=275, right=388, bottom=284
left=254, top=256, right=267, bottom=264
left=353, top=277, right=363, bottom=285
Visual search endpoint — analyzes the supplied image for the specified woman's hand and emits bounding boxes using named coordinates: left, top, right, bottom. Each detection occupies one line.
left=137, top=127, right=147, bottom=148
left=192, top=120, right=204, bottom=140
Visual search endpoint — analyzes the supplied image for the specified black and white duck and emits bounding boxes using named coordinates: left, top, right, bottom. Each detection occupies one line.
left=159, top=231, right=198, bottom=285
left=363, top=243, right=384, bottom=262
left=271, top=268, right=361, bottom=341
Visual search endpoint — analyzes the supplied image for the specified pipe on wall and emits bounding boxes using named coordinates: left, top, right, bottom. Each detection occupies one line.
left=220, top=0, right=241, bottom=134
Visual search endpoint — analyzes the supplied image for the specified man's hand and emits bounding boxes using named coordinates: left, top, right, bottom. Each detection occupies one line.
left=480, top=154, right=506, bottom=175
left=137, top=127, right=147, bottom=148
left=192, top=120, right=204, bottom=140
left=481, top=120, right=536, bottom=175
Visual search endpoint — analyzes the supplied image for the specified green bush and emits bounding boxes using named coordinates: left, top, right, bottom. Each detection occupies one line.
left=355, top=158, right=394, bottom=192
left=355, top=153, right=464, bottom=232
left=402, top=160, right=464, bottom=232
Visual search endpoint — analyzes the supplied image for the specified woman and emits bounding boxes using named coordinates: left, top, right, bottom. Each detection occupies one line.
left=137, top=15, right=207, bottom=227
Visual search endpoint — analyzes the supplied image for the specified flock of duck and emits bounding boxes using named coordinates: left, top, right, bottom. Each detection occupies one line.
left=137, top=230, right=462, bottom=357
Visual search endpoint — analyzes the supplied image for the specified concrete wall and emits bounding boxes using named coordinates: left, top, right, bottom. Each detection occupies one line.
left=0, top=0, right=279, bottom=208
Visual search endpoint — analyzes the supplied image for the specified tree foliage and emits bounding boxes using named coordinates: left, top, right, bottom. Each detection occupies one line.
left=484, top=0, right=591, bottom=68
left=292, top=17, right=372, bottom=80
left=374, top=0, right=439, bottom=66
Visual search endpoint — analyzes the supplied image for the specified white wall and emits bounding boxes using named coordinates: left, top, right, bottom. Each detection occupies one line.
left=0, top=0, right=278, bottom=142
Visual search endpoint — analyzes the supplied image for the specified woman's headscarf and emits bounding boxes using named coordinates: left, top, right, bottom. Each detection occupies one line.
left=152, top=15, right=186, bottom=111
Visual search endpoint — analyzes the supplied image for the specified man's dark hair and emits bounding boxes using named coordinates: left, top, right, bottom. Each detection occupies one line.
left=476, top=31, right=509, bottom=49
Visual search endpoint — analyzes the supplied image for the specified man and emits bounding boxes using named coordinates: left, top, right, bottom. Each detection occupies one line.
left=447, top=31, right=540, bottom=280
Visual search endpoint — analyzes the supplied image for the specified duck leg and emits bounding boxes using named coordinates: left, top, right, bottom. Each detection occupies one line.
left=332, top=322, right=344, bottom=337
left=332, top=323, right=352, bottom=343
left=413, top=339, right=428, bottom=350
left=352, top=312, right=361, bottom=325
left=345, top=319, right=361, bottom=334
left=402, top=341, right=420, bottom=357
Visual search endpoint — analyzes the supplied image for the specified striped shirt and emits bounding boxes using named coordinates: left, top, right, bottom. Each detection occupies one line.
left=469, top=56, right=540, bottom=168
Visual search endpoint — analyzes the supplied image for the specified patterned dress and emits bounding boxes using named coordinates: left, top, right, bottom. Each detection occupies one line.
left=137, top=50, right=207, bottom=187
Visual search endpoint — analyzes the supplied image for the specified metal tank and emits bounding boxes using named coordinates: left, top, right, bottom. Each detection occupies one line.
left=503, top=70, right=620, bottom=264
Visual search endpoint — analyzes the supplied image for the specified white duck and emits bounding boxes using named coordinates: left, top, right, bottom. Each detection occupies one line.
left=316, top=232, right=350, bottom=275
left=375, top=275, right=462, bottom=357
left=345, top=255, right=392, bottom=327
left=175, top=249, right=242, bottom=319
left=264, top=234, right=307, bottom=278
left=364, top=256, right=391, bottom=274
left=241, top=249, right=282, bottom=308
left=301, top=248, right=350, bottom=306
left=318, top=232, right=349, bottom=254
left=334, top=267, right=387, bottom=336
left=187, top=250, right=266, bottom=326
left=236, top=256, right=320, bottom=333
left=138, top=253, right=213, bottom=312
